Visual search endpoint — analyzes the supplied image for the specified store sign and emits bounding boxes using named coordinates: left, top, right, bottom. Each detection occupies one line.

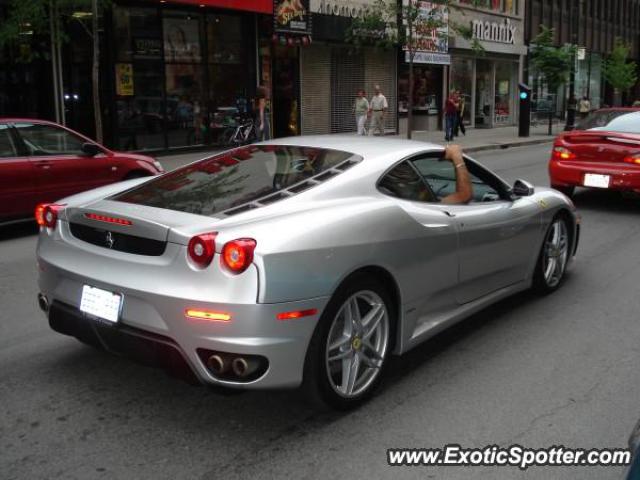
left=311, top=0, right=369, bottom=17
left=115, top=64, right=134, bottom=96
left=274, top=0, right=312, bottom=35
left=471, top=18, right=516, bottom=44
left=403, top=1, right=450, bottom=65
left=406, top=51, right=450, bottom=65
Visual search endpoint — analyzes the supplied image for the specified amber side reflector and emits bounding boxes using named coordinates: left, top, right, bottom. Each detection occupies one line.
left=185, top=309, right=232, bottom=322
left=276, top=308, right=318, bottom=321
left=84, top=212, right=133, bottom=226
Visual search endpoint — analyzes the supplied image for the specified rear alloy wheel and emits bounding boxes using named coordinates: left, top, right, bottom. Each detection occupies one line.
left=533, top=216, right=570, bottom=293
left=552, top=185, right=575, bottom=198
left=303, top=277, right=393, bottom=410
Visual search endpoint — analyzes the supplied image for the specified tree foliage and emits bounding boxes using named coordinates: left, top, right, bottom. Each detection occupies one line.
left=0, top=0, right=96, bottom=61
left=529, top=26, right=575, bottom=91
left=602, top=39, right=638, bottom=94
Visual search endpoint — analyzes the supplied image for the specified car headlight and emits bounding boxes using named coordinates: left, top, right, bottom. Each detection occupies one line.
left=153, top=160, right=164, bottom=172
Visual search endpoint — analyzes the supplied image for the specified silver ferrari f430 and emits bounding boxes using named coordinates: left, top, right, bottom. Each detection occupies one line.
left=36, top=136, right=580, bottom=409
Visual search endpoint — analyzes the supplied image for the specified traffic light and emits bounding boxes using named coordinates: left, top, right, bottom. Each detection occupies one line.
left=518, top=83, right=531, bottom=138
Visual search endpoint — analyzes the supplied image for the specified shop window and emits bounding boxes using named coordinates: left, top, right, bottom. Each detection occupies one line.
left=113, top=7, right=161, bottom=62
left=166, top=64, right=204, bottom=147
left=475, top=60, right=493, bottom=127
left=163, top=14, right=202, bottom=63
left=207, top=14, right=245, bottom=64
left=115, top=61, right=165, bottom=151
left=450, top=58, right=473, bottom=126
left=494, top=61, right=514, bottom=125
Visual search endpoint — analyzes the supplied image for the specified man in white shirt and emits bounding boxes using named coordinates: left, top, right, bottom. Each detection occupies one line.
left=369, top=85, right=388, bottom=136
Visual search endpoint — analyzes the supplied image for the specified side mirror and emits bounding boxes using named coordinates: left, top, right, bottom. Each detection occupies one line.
left=512, top=179, right=535, bottom=197
left=81, top=142, right=101, bottom=157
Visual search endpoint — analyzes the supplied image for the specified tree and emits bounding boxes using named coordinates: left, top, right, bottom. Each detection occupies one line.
left=602, top=39, right=638, bottom=107
left=529, top=26, right=575, bottom=134
left=0, top=0, right=104, bottom=142
left=348, top=0, right=480, bottom=139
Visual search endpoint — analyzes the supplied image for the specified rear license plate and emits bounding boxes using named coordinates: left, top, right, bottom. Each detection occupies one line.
left=79, top=285, right=122, bottom=323
left=583, top=173, right=610, bottom=188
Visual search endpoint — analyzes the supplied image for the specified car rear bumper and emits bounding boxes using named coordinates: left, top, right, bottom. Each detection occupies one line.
left=38, top=254, right=329, bottom=390
left=549, top=160, right=640, bottom=191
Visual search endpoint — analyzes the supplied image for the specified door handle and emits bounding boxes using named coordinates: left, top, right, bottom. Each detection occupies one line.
left=442, top=210, right=456, bottom=217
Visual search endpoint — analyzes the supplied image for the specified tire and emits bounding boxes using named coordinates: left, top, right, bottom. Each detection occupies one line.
left=302, top=275, right=395, bottom=410
left=551, top=185, right=575, bottom=198
left=532, top=215, right=571, bottom=294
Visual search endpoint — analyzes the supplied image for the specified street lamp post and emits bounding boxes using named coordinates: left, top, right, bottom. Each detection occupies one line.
left=565, top=0, right=583, bottom=131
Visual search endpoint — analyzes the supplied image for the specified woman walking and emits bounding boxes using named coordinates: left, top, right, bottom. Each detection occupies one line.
left=353, top=90, right=370, bottom=135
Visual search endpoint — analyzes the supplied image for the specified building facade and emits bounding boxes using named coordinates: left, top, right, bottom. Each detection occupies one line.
left=448, top=0, right=527, bottom=129
left=525, top=0, right=640, bottom=111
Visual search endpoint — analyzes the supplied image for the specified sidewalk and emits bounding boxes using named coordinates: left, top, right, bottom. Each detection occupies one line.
left=394, top=123, right=558, bottom=153
left=156, top=123, right=559, bottom=171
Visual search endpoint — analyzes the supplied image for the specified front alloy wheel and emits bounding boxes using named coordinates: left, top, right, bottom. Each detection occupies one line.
left=303, top=277, right=393, bottom=410
left=534, top=216, right=570, bottom=293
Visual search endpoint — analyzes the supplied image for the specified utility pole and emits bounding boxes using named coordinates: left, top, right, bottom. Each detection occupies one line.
left=564, top=0, right=582, bottom=131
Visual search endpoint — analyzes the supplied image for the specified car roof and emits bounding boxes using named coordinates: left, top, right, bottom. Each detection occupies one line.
left=259, top=135, right=443, bottom=161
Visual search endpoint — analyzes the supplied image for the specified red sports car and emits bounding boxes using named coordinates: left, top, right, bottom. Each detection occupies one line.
left=549, top=108, right=640, bottom=197
left=0, top=118, right=163, bottom=224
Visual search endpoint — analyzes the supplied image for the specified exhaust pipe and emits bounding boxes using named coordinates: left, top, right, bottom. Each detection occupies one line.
left=207, top=354, right=228, bottom=375
left=231, top=357, right=260, bottom=378
left=37, top=293, right=49, bottom=313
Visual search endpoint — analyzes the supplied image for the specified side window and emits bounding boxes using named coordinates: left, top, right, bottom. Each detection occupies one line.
left=378, top=161, right=434, bottom=202
left=411, top=156, right=502, bottom=203
left=13, top=123, right=85, bottom=156
left=0, top=125, right=17, bottom=158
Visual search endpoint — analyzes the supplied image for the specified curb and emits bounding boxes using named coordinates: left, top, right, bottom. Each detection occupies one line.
left=464, top=138, right=554, bottom=154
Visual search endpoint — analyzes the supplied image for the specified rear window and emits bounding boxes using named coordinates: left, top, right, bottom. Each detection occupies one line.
left=576, top=110, right=638, bottom=130
left=113, top=145, right=361, bottom=216
left=590, top=111, right=640, bottom=134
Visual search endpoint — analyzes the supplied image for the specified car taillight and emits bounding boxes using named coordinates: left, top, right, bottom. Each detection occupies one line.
left=623, top=153, right=640, bottom=165
left=221, top=238, right=256, bottom=274
left=188, top=232, right=217, bottom=268
left=35, top=203, right=64, bottom=229
left=552, top=146, right=576, bottom=160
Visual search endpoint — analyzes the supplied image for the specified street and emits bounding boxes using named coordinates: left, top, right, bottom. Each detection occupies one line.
left=2, top=142, right=639, bottom=479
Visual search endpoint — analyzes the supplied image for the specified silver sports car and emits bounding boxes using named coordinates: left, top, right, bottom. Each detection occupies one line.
left=36, top=137, right=579, bottom=409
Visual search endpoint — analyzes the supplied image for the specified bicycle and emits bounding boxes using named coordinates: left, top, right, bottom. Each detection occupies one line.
left=223, top=116, right=256, bottom=146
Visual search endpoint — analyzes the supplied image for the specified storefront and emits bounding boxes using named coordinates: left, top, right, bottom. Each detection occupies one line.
left=107, top=0, right=270, bottom=151
left=448, top=2, right=526, bottom=129
left=398, top=1, right=450, bottom=134
left=297, top=0, right=398, bottom=135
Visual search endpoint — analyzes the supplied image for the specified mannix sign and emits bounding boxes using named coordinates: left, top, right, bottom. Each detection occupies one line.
left=471, top=18, right=516, bottom=45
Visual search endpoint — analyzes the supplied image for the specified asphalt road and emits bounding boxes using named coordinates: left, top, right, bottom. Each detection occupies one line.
left=2, top=143, right=640, bottom=480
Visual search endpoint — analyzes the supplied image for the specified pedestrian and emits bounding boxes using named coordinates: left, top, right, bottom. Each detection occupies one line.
left=578, top=96, right=591, bottom=119
left=256, top=85, right=271, bottom=141
left=444, top=90, right=459, bottom=142
left=455, top=91, right=466, bottom=137
left=369, top=85, right=388, bottom=136
left=353, top=89, right=369, bottom=135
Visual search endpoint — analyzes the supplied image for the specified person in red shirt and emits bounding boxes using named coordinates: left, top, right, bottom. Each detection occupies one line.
left=444, top=91, right=459, bottom=142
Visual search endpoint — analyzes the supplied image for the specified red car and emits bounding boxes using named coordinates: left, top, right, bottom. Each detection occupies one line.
left=549, top=108, right=640, bottom=197
left=0, top=118, right=163, bottom=224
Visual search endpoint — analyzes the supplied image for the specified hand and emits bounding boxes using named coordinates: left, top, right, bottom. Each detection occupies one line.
left=259, top=123, right=264, bottom=131
left=444, top=144, right=464, bottom=166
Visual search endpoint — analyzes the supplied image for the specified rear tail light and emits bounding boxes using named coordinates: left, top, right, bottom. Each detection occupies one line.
left=277, top=308, right=318, bottom=320
left=221, top=238, right=256, bottom=274
left=35, top=203, right=64, bottom=229
left=623, top=154, right=640, bottom=165
left=552, top=146, right=576, bottom=161
left=188, top=232, right=217, bottom=268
